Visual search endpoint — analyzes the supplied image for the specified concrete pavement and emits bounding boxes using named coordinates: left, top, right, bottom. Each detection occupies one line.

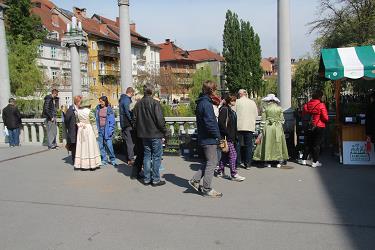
left=0, top=146, right=374, bottom=249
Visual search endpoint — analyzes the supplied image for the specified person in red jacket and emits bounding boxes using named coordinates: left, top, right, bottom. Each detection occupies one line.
left=301, top=90, right=329, bottom=167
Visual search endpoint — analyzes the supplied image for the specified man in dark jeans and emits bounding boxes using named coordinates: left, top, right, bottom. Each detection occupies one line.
left=236, top=89, right=258, bottom=169
left=189, top=80, right=222, bottom=198
left=133, top=85, right=167, bottom=187
left=119, top=87, right=135, bottom=165
left=43, top=89, right=59, bottom=149
left=2, top=98, right=22, bottom=147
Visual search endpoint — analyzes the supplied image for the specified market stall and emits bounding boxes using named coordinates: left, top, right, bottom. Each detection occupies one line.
left=319, top=45, right=375, bottom=165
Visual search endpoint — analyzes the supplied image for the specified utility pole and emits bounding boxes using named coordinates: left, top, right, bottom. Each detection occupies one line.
left=118, top=0, right=133, bottom=92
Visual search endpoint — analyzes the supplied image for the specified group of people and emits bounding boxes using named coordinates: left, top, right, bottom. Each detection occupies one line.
left=2, top=80, right=335, bottom=197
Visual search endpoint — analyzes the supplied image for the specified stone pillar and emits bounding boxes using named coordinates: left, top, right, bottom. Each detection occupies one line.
left=70, top=46, right=81, bottom=96
left=0, top=4, right=10, bottom=112
left=277, top=0, right=292, bottom=111
left=62, top=17, right=87, bottom=98
left=278, top=0, right=295, bottom=158
left=118, top=0, right=133, bottom=91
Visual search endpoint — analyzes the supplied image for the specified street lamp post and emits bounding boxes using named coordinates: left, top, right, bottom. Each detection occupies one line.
left=118, top=0, right=133, bottom=92
left=61, top=17, right=87, bottom=97
left=0, top=3, right=10, bottom=112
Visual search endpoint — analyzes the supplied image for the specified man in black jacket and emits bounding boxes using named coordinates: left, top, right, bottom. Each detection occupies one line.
left=133, top=85, right=167, bottom=186
left=64, top=95, right=81, bottom=164
left=2, top=98, right=22, bottom=147
left=119, top=87, right=135, bottom=165
left=43, top=89, right=59, bottom=149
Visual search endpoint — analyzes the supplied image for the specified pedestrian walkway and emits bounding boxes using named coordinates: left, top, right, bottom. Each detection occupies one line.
left=0, top=146, right=374, bottom=249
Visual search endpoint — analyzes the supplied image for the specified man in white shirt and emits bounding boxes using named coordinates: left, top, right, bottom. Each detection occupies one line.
left=236, top=89, right=258, bottom=169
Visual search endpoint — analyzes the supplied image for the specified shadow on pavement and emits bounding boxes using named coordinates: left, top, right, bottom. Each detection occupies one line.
left=189, top=163, right=202, bottom=171
left=316, top=152, right=375, bottom=249
left=163, top=173, right=200, bottom=195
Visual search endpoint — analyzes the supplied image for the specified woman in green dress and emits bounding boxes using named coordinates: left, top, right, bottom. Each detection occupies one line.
left=253, top=94, right=289, bottom=168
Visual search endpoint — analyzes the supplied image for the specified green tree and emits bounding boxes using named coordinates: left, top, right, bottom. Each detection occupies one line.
left=222, top=10, right=242, bottom=93
left=8, top=36, right=44, bottom=96
left=240, top=20, right=263, bottom=96
left=223, top=10, right=263, bottom=95
left=292, top=57, right=333, bottom=108
left=189, top=66, right=215, bottom=112
left=309, top=0, right=375, bottom=50
left=5, top=0, right=46, bottom=96
left=5, top=0, right=46, bottom=43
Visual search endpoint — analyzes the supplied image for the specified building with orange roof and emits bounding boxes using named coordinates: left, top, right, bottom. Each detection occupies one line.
left=32, top=0, right=89, bottom=106
left=189, top=49, right=225, bottom=91
left=157, top=39, right=197, bottom=99
left=32, top=0, right=160, bottom=106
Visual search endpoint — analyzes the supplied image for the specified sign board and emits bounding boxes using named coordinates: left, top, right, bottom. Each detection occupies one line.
left=343, top=141, right=375, bottom=165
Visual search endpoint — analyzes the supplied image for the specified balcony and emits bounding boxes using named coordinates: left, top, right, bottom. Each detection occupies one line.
left=171, top=68, right=196, bottom=74
left=98, top=49, right=119, bottom=58
left=99, top=69, right=120, bottom=77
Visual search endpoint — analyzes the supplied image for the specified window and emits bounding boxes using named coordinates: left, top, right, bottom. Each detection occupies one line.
left=62, top=49, right=68, bottom=59
left=93, top=77, right=97, bottom=85
left=92, top=61, right=97, bottom=70
left=51, top=47, right=57, bottom=58
left=112, top=64, right=115, bottom=70
left=38, top=45, right=44, bottom=57
left=91, top=41, right=97, bottom=50
left=52, top=70, right=58, bottom=80
left=151, top=52, right=154, bottom=61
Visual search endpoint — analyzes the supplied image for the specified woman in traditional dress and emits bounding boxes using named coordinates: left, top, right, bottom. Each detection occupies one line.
left=253, top=94, right=289, bottom=168
left=74, top=98, right=101, bottom=170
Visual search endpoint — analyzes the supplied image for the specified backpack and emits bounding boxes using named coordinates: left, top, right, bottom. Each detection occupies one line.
left=302, top=102, right=320, bottom=131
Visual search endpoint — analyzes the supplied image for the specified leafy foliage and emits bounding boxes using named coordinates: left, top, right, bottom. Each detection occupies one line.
left=292, top=58, right=333, bottom=108
left=5, top=0, right=47, bottom=43
left=8, top=36, right=44, bottom=96
left=309, top=0, right=375, bottom=50
left=5, top=0, right=47, bottom=96
left=223, top=10, right=263, bottom=95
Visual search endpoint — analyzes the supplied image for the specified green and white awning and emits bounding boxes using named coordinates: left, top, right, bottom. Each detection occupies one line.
left=319, top=45, right=375, bottom=80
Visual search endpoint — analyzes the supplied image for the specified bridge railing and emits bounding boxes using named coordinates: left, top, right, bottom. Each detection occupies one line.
left=0, top=117, right=200, bottom=145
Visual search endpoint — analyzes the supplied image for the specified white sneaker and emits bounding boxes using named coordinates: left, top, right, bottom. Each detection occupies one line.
left=316, top=161, right=323, bottom=167
left=266, top=164, right=272, bottom=168
left=276, top=163, right=282, bottom=168
left=299, top=159, right=307, bottom=165
left=231, top=174, right=245, bottom=182
left=311, top=162, right=319, bottom=168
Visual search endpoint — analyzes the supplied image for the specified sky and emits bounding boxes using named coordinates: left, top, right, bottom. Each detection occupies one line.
left=52, top=0, right=321, bottom=58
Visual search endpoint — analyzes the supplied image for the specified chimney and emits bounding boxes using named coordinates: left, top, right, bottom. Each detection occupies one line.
left=99, top=23, right=108, bottom=35
left=51, top=12, right=59, bottom=27
left=116, top=17, right=120, bottom=27
left=165, top=39, right=170, bottom=44
left=130, top=23, right=136, bottom=32
left=73, top=7, right=87, bottom=19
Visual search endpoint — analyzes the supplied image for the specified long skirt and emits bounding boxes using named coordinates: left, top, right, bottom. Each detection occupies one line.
left=74, top=124, right=101, bottom=169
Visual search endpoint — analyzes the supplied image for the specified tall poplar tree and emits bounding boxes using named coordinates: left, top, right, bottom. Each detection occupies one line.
left=222, top=10, right=242, bottom=93
left=223, top=10, right=263, bottom=95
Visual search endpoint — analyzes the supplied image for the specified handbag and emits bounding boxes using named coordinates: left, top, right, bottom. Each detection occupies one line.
left=219, top=108, right=229, bottom=153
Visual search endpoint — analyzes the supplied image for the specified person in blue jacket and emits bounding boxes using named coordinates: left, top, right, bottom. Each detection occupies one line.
left=189, top=80, right=223, bottom=198
left=96, top=96, right=117, bottom=166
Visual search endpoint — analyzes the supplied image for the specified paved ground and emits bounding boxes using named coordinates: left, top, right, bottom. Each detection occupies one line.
left=0, top=146, right=374, bottom=250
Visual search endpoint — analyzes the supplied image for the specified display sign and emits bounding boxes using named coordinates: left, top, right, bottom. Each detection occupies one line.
left=343, top=141, right=375, bottom=165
